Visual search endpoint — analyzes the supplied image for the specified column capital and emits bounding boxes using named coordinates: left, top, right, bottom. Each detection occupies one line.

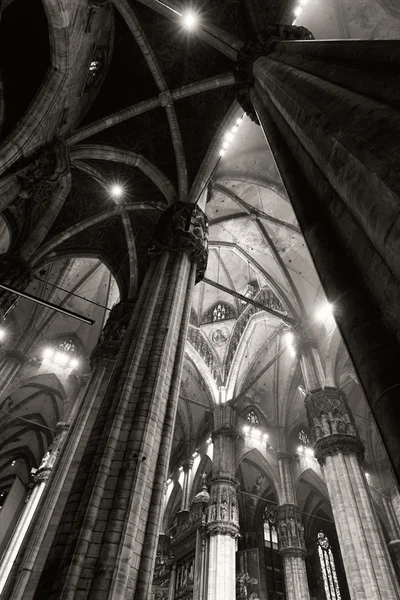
left=149, top=202, right=208, bottom=283
left=182, top=459, right=194, bottom=471
left=16, top=137, right=69, bottom=193
left=234, top=25, right=314, bottom=123
left=277, top=504, right=306, bottom=556
left=206, top=479, right=240, bottom=539
left=305, top=387, right=365, bottom=463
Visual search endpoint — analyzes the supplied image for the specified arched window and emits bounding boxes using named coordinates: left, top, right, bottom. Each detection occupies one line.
left=247, top=410, right=260, bottom=427
left=263, top=505, right=285, bottom=597
left=317, top=531, right=341, bottom=600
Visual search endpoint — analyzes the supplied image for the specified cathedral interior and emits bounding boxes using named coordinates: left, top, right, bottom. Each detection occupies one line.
left=0, top=1, right=400, bottom=599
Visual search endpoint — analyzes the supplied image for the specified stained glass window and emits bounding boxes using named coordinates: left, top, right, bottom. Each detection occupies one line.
left=317, top=531, right=341, bottom=600
left=247, top=410, right=260, bottom=426
left=212, top=304, right=226, bottom=322
left=59, top=340, right=76, bottom=353
left=298, top=429, right=310, bottom=448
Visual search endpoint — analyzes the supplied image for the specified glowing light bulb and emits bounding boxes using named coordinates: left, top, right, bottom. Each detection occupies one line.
left=110, top=184, right=123, bottom=198
left=219, top=149, right=226, bottom=157
left=43, top=348, right=54, bottom=359
left=179, top=466, right=183, bottom=472
left=236, top=117, right=243, bottom=126
left=297, top=446, right=304, bottom=454
left=192, top=451, right=199, bottom=458
left=207, top=437, right=212, bottom=444
left=243, top=425, right=250, bottom=434
left=225, top=132, right=234, bottom=142
left=0, top=329, right=5, bottom=340
left=182, top=10, right=197, bottom=29
left=70, top=358, right=79, bottom=369
left=294, top=6, right=302, bottom=15
left=222, top=141, right=230, bottom=150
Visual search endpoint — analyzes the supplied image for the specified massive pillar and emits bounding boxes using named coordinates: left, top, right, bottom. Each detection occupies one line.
left=10, top=202, right=208, bottom=600
left=2, top=300, right=133, bottom=600
left=0, top=422, right=69, bottom=594
left=276, top=452, right=310, bottom=600
left=234, top=26, right=400, bottom=484
left=206, top=404, right=240, bottom=600
left=296, top=334, right=399, bottom=598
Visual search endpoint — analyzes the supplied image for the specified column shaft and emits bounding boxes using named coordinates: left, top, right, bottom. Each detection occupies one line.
left=236, top=29, right=400, bottom=483
left=206, top=405, right=239, bottom=600
left=23, top=202, right=208, bottom=600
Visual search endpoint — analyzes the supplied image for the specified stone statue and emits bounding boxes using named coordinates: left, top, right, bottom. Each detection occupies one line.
left=343, top=413, right=356, bottom=435
left=289, top=517, right=297, bottom=544
left=320, top=412, right=331, bottom=435
left=328, top=411, right=337, bottom=433
left=313, top=417, right=323, bottom=439
left=279, top=521, right=288, bottom=546
left=298, top=522, right=305, bottom=546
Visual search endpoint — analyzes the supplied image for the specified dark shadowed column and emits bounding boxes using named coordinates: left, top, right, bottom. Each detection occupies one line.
left=25, top=202, right=208, bottom=600
left=234, top=26, right=400, bottom=483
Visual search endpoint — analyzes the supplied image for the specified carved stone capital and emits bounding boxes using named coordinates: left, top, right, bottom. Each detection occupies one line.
left=305, top=388, right=362, bottom=446
left=206, top=480, right=239, bottom=538
left=280, top=547, right=308, bottom=559
left=314, top=433, right=365, bottom=465
left=90, top=300, right=135, bottom=367
left=206, top=522, right=240, bottom=538
left=149, top=203, right=208, bottom=283
left=277, top=504, right=306, bottom=552
left=234, top=24, right=314, bottom=123
left=16, top=137, right=69, bottom=197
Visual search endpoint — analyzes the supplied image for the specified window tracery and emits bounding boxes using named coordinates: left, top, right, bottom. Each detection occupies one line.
left=201, top=302, right=236, bottom=325
left=298, top=429, right=310, bottom=448
left=247, top=410, right=260, bottom=427
left=317, top=531, right=341, bottom=600
left=58, top=340, right=76, bottom=353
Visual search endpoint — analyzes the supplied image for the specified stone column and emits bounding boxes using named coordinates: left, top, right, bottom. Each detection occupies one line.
left=377, top=490, right=400, bottom=579
left=305, top=387, right=400, bottom=599
left=276, top=452, right=310, bottom=600
left=206, top=404, right=240, bottom=600
left=21, top=202, right=208, bottom=600
left=168, top=563, right=177, bottom=600
left=234, top=27, right=400, bottom=484
left=0, top=421, right=69, bottom=595
left=2, top=301, right=134, bottom=600
left=181, top=459, right=194, bottom=512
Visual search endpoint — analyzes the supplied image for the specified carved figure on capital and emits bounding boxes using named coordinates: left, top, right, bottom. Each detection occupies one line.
left=17, top=138, right=70, bottom=197
left=149, top=203, right=208, bottom=283
left=90, top=300, right=134, bottom=367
